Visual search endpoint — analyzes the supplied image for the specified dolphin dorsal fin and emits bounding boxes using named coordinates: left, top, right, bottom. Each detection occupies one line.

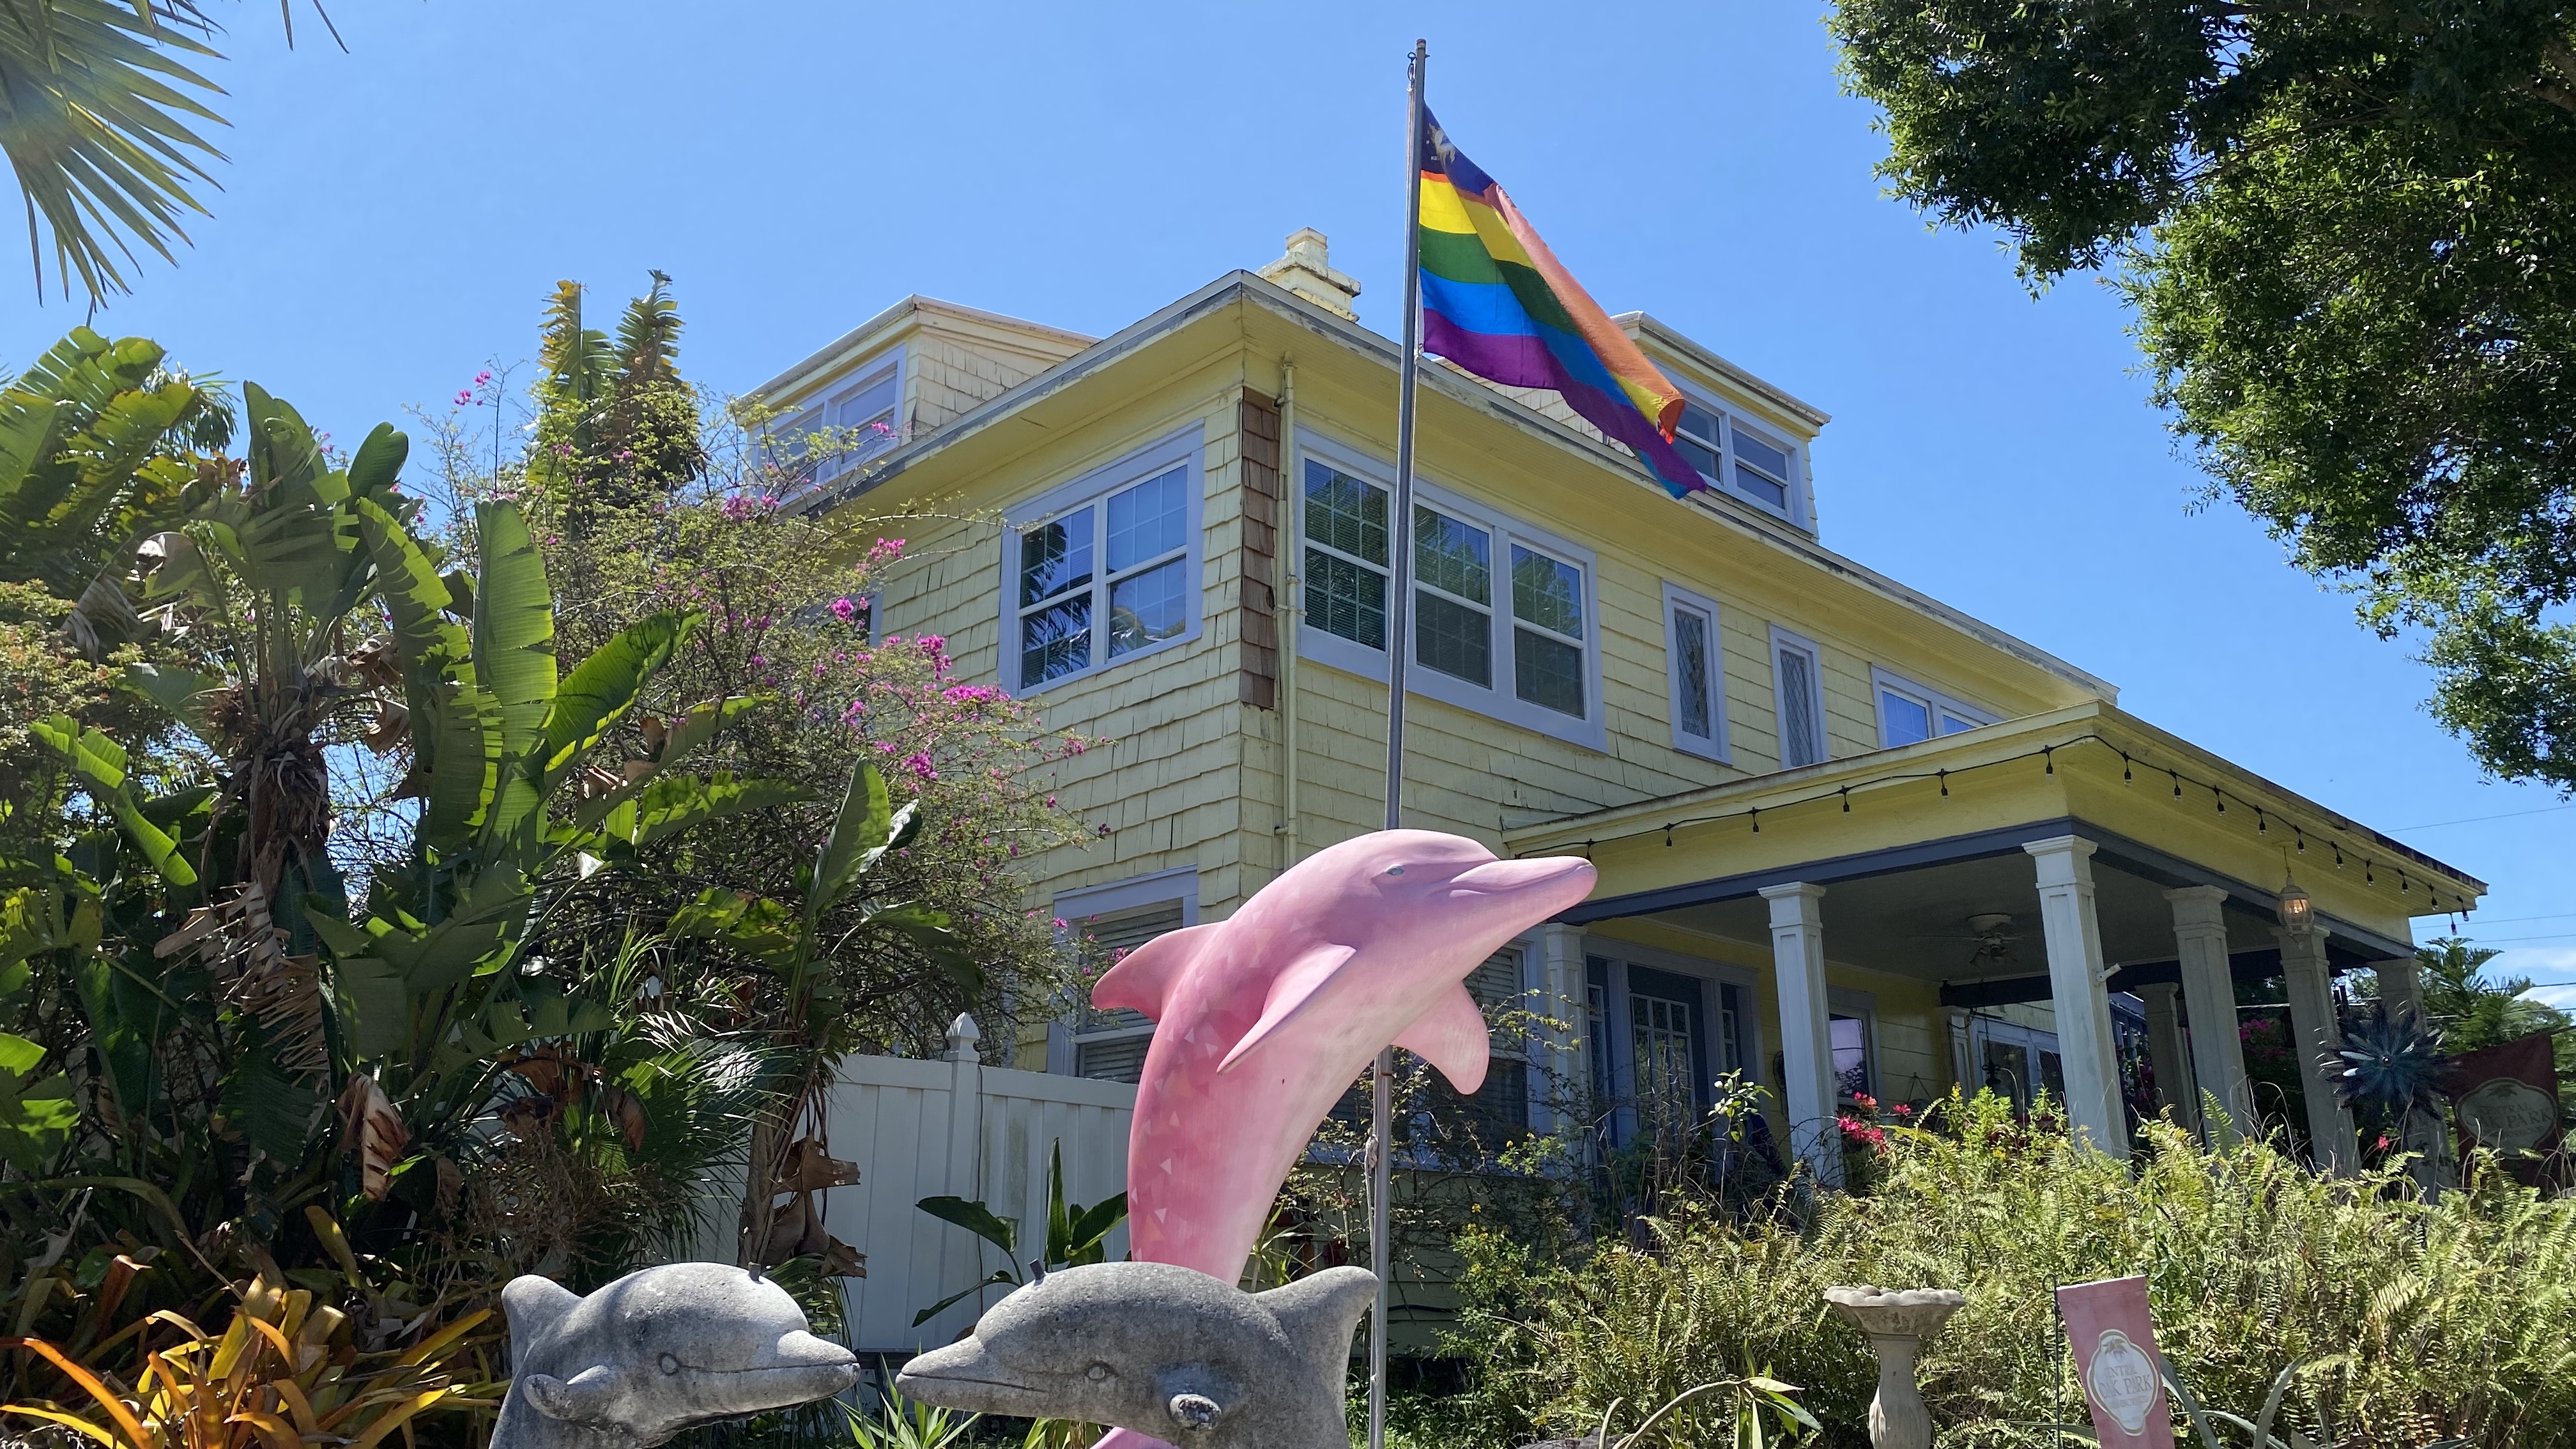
left=1216, top=942, right=1358, bottom=1073
left=1392, top=981, right=1491, bottom=1094
left=1255, top=1266, right=1379, bottom=1361
left=500, top=1275, right=583, bottom=1372
left=1091, top=923, right=1223, bottom=1023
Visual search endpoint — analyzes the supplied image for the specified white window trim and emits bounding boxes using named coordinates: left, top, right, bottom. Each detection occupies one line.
left=1867, top=666, right=1997, bottom=749
left=1768, top=625, right=1827, bottom=770
left=1292, top=427, right=1609, bottom=753
left=1000, top=425, right=1206, bottom=696
left=765, top=344, right=907, bottom=490
left=815, top=354, right=905, bottom=484
left=1051, top=868, right=1200, bottom=1071
left=1827, top=985, right=1880, bottom=1104
left=1674, top=383, right=1811, bottom=530
left=1660, top=581, right=1730, bottom=763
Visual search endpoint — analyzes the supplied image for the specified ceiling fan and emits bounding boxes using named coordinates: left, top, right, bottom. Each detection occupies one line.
left=1912, top=912, right=2024, bottom=970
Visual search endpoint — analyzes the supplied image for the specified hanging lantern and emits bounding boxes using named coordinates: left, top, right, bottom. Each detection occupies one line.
left=2276, top=870, right=2313, bottom=933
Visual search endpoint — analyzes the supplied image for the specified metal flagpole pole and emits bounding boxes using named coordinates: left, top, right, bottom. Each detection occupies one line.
left=1370, top=36, right=1427, bottom=1449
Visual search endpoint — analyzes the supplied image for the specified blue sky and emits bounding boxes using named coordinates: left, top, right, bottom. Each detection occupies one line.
left=32, top=2, right=2573, bottom=995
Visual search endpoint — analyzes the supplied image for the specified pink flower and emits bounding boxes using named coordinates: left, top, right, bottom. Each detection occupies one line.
left=1052, top=918, right=1068, bottom=930
left=455, top=390, right=473, bottom=406
left=903, top=751, right=939, bottom=783
left=474, top=369, right=493, bottom=386
left=830, top=597, right=857, bottom=622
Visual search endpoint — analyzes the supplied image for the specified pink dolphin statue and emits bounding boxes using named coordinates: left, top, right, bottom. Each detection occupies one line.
left=1092, top=828, right=1597, bottom=1286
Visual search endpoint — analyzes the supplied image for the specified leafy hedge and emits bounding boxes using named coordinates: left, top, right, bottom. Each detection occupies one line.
left=1449, top=1094, right=2576, bottom=1448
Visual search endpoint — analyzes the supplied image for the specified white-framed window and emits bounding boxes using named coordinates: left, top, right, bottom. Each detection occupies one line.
left=1662, top=582, right=1728, bottom=762
left=1769, top=626, right=1826, bottom=769
left=1828, top=987, right=1878, bottom=1103
left=762, top=349, right=905, bottom=494
left=815, top=360, right=902, bottom=484
left=1969, top=1015, right=2064, bottom=1112
left=1054, top=867, right=1200, bottom=1083
left=1868, top=666, right=1997, bottom=748
left=1673, top=395, right=1807, bottom=526
left=1294, top=430, right=1606, bottom=751
left=1002, top=428, right=1204, bottom=693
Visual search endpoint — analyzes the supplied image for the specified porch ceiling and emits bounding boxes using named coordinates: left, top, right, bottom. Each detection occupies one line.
left=1633, top=849, right=2290, bottom=989
left=1505, top=702, right=2485, bottom=956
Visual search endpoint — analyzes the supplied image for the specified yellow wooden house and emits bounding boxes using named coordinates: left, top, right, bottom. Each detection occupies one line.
left=753, top=229, right=2484, bottom=1194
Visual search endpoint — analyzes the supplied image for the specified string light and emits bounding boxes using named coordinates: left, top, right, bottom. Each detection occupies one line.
left=2171, top=769, right=2183, bottom=799
left=2257, top=808, right=2268, bottom=836
left=2294, top=827, right=2306, bottom=855
left=1750, top=806, right=1759, bottom=835
left=2043, top=746, right=2055, bottom=775
left=1840, top=786, right=1851, bottom=812
left=2120, top=751, right=2133, bottom=783
left=2366, top=862, right=2375, bottom=885
left=1938, top=769, right=1949, bottom=797
left=2333, top=842, right=2344, bottom=868
left=1664, top=823, right=1673, bottom=848
left=2214, top=786, right=2226, bottom=815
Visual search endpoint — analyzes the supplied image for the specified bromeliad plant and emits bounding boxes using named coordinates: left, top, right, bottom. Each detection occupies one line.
left=0, top=1272, right=496, bottom=1449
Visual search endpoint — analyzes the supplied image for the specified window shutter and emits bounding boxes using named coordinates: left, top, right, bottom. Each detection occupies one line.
left=1070, top=900, right=1187, bottom=1082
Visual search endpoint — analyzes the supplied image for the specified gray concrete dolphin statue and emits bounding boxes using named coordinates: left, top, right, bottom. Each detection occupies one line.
left=895, top=1261, right=1377, bottom=1449
left=494, top=1263, right=862, bottom=1449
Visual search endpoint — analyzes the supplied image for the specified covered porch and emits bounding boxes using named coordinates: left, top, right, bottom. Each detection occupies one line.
left=1503, top=702, right=2487, bottom=1182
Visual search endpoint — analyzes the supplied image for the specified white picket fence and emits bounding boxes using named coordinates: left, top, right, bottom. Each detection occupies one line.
left=809, top=1016, right=1137, bottom=1357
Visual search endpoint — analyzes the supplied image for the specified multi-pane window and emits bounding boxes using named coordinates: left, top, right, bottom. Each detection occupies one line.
left=1772, top=630, right=1825, bottom=769
left=1013, top=451, right=1196, bottom=691
left=1511, top=546, right=1586, bottom=718
left=1297, top=448, right=1598, bottom=744
left=1664, top=585, right=1726, bottom=761
left=817, top=365, right=900, bottom=484
left=1675, top=401, right=1802, bottom=521
left=1303, top=460, right=1388, bottom=650
left=1413, top=507, right=1492, bottom=687
left=1070, top=900, right=1187, bottom=1084
left=1870, top=667, right=1995, bottom=748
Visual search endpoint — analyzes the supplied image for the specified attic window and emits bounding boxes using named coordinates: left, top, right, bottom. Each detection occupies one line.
left=1675, top=401, right=1802, bottom=523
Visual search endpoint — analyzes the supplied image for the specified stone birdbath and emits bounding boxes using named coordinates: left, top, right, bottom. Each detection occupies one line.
left=1823, top=1285, right=1965, bottom=1449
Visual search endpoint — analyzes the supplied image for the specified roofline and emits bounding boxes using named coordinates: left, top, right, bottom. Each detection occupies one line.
left=795, top=271, right=2112, bottom=703
left=1619, top=311, right=1831, bottom=429
left=1499, top=698, right=2488, bottom=896
left=747, top=294, right=1098, bottom=402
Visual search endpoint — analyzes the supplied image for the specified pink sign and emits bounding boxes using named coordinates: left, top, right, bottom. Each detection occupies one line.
left=2055, top=1276, right=2173, bottom=1449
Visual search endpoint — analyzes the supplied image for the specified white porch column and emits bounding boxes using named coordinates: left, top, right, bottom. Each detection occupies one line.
left=2373, top=953, right=2453, bottom=1193
left=2024, top=836, right=2129, bottom=1160
left=2276, top=927, right=2358, bottom=1174
left=2166, top=885, right=2252, bottom=1137
left=1759, top=882, right=1842, bottom=1188
left=2137, top=981, right=2198, bottom=1134
left=1529, top=923, right=1589, bottom=1137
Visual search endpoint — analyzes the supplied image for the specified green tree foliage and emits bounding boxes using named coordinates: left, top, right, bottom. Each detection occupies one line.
left=1830, top=2, right=2576, bottom=788
left=527, top=273, right=708, bottom=529
left=2414, top=935, right=2576, bottom=1124
left=1452, top=1094, right=2576, bottom=1448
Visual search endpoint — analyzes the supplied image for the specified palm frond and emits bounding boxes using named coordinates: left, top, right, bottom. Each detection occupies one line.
left=0, top=0, right=230, bottom=302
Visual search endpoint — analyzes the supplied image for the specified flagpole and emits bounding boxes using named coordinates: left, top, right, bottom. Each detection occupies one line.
left=1370, top=36, right=1426, bottom=1449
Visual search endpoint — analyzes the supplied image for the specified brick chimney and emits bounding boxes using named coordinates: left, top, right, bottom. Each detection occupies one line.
left=1258, top=228, right=1361, bottom=320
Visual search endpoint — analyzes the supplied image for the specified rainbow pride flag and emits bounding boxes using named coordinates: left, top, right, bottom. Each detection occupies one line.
left=1416, top=110, right=1706, bottom=499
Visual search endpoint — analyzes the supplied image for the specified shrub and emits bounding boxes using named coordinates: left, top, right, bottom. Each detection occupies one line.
left=1450, top=1092, right=2576, bottom=1448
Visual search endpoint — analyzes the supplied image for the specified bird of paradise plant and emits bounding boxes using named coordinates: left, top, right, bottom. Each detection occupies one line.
left=0, top=1273, right=495, bottom=1449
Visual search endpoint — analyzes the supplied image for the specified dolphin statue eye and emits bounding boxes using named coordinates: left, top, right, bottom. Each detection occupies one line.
left=1085, top=1363, right=1114, bottom=1382
left=1384, top=865, right=1404, bottom=876
left=657, top=1353, right=680, bottom=1376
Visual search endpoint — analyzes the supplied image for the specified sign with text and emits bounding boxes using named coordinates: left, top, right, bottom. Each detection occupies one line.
left=2055, top=1275, right=2173, bottom=1449
left=2448, top=1032, right=2565, bottom=1187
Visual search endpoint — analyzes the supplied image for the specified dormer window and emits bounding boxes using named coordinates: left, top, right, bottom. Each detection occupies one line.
left=1675, top=401, right=1803, bottom=523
